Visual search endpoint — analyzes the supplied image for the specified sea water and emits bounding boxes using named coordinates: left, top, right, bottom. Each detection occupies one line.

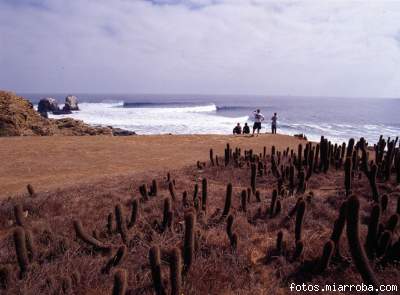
left=25, top=93, right=400, bottom=144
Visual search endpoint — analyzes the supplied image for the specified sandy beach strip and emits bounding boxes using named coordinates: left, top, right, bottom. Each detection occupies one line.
left=0, top=134, right=304, bottom=197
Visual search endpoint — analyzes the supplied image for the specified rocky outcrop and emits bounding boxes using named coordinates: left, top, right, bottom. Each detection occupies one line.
left=63, top=95, right=79, bottom=111
left=0, top=91, right=134, bottom=136
left=38, top=97, right=60, bottom=116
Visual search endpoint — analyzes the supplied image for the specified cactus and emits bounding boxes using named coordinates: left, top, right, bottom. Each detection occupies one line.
left=24, top=229, right=35, bottom=262
left=127, top=199, right=139, bottom=229
left=255, top=190, right=261, bottom=202
left=293, top=240, right=304, bottom=260
left=397, top=195, right=400, bottom=215
left=297, top=169, right=306, bottom=193
left=365, top=204, right=380, bottom=259
left=168, top=182, right=176, bottom=201
left=381, top=194, right=388, bottom=213
left=107, top=213, right=114, bottom=235
left=270, top=189, right=277, bottom=217
left=251, top=163, right=256, bottom=194
left=26, top=184, right=35, bottom=197
left=170, top=247, right=182, bottom=295
left=14, top=204, right=25, bottom=227
left=162, top=198, right=172, bottom=231
left=0, top=266, right=10, bottom=289
left=182, top=191, right=189, bottom=207
left=297, top=144, right=303, bottom=171
left=247, top=187, right=251, bottom=203
left=62, top=276, right=72, bottom=294
left=241, top=190, right=247, bottom=212
left=73, top=220, right=110, bottom=252
left=289, top=164, right=294, bottom=195
left=150, top=179, right=158, bottom=197
left=140, top=184, right=149, bottom=201
left=222, top=183, right=232, bottom=217
left=346, top=195, right=379, bottom=288
left=344, top=157, right=352, bottom=196
left=102, top=245, right=127, bottom=274
left=295, top=200, right=306, bottom=242
left=149, top=246, right=166, bottom=295
left=112, top=269, right=128, bottom=295
left=201, top=178, right=207, bottom=212
left=184, top=213, right=195, bottom=272
left=115, top=205, right=128, bottom=244
left=226, top=215, right=234, bottom=239
left=315, top=240, right=334, bottom=273
left=376, top=230, right=392, bottom=258
left=275, top=200, right=282, bottom=216
left=210, top=149, right=215, bottom=166
left=385, top=214, right=399, bottom=232
left=224, top=143, right=230, bottom=166
left=276, top=231, right=283, bottom=254
left=229, top=233, right=238, bottom=250
left=346, top=138, right=355, bottom=159
left=13, top=227, right=29, bottom=279
left=330, top=202, right=346, bottom=258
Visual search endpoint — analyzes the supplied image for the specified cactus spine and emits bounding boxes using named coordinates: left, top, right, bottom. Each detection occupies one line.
left=346, top=195, right=379, bottom=289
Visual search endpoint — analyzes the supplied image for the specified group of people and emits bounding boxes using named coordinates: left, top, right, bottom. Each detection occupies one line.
left=233, top=109, right=278, bottom=136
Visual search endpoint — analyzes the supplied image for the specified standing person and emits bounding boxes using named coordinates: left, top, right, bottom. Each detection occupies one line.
left=271, top=112, right=278, bottom=134
left=252, top=109, right=264, bottom=136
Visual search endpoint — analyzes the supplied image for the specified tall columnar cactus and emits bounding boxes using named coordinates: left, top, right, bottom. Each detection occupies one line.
left=276, top=231, right=283, bottom=254
left=297, top=169, right=306, bottom=194
left=306, top=148, right=314, bottom=180
left=241, top=190, right=247, bottom=212
left=115, top=205, right=128, bottom=245
left=140, top=184, right=149, bottom=201
left=365, top=204, right=380, bottom=259
left=289, top=165, right=295, bottom=195
left=26, top=184, right=35, bottom=197
left=13, top=227, right=29, bottom=279
left=111, top=269, right=127, bottom=295
left=149, top=246, right=166, bottom=295
left=396, top=152, right=400, bottom=184
left=102, top=245, right=127, bottom=275
left=127, top=199, right=139, bottom=229
left=222, top=183, right=232, bottom=217
left=151, top=179, right=158, bottom=197
left=226, top=214, right=234, bottom=239
left=297, top=144, right=303, bottom=171
left=369, top=164, right=379, bottom=202
left=162, top=198, right=172, bottom=231
left=184, top=213, right=195, bottom=272
left=247, top=187, right=251, bottom=203
left=315, top=240, right=334, bottom=273
left=380, top=194, right=388, bottom=213
left=314, top=143, right=320, bottom=172
left=346, top=195, right=379, bottom=289
left=73, top=220, right=110, bottom=252
left=210, top=148, right=215, bottom=166
left=293, top=240, right=304, bottom=261
left=169, top=182, right=176, bottom=201
left=376, top=230, right=392, bottom=258
left=250, top=163, right=256, bottom=194
left=385, top=214, right=399, bottom=232
left=346, top=138, right=355, bottom=159
left=107, top=213, right=114, bottom=235
left=224, top=143, right=230, bottom=166
left=255, top=190, right=261, bottom=202
left=230, top=233, right=238, bottom=250
left=24, top=229, right=35, bottom=262
left=270, top=189, right=277, bottom=217
left=182, top=191, right=189, bottom=207
left=330, top=202, right=346, bottom=258
left=170, top=247, right=182, bottom=295
left=295, top=200, right=306, bottom=242
left=0, top=266, right=10, bottom=290
left=14, top=204, right=25, bottom=227
left=201, top=178, right=207, bottom=212
left=344, top=157, right=352, bottom=196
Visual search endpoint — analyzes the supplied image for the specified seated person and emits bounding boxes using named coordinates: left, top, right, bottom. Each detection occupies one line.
left=243, top=122, right=250, bottom=134
left=233, top=123, right=242, bottom=134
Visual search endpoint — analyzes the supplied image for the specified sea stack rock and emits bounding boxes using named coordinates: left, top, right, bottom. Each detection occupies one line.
left=63, top=95, right=79, bottom=111
left=38, top=97, right=60, bottom=117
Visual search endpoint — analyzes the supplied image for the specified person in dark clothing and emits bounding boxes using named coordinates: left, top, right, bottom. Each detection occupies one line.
left=243, top=122, right=250, bottom=134
left=233, top=123, right=242, bottom=135
left=271, top=112, right=277, bottom=134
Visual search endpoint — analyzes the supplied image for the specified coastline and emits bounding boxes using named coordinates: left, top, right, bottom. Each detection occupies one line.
left=0, top=133, right=305, bottom=197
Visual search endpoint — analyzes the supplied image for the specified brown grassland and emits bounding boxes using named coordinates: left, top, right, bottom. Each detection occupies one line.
left=0, top=134, right=399, bottom=294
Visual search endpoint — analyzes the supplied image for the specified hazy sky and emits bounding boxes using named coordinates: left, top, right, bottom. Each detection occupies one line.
left=1, top=0, right=400, bottom=97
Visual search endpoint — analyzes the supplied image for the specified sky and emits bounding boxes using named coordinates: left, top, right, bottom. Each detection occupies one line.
left=0, top=0, right=400, bottom=97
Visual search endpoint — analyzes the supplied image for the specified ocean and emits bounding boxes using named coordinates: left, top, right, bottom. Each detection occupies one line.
left=25, top=93, right=400, bottom=144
